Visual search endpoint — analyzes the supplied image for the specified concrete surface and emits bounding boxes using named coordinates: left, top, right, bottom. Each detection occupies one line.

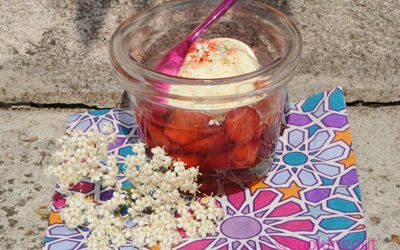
left=347, top=107, right=400, bottom=249
left=0, top=107, right=399, bottom=249
left=0, top=0, right=399, bottom=107
left=0, top=0, right=399, bottom=249
left=0, top=109, right=72, bottom=250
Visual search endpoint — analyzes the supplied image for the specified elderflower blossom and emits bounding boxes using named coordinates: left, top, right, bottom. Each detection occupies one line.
left=48, top=130, right=225, bottom=250
left=47, top=129, right=118, bottom=192
left=60, top=193, right=95, bottom=228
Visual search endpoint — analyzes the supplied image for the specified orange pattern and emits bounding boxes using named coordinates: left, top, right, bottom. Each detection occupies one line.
left=49, top=211, right=63, bottom=225
left=151, top=243, right=160, bottom=250
left=333, top=129, right=352, bottom=146
left=249, top=178, right=269, bottom=195
left=340, top=149, right=356, bottom=168
left=354, top=225, right=365, bottom=230
left=276, top=181, right=304, bottom=201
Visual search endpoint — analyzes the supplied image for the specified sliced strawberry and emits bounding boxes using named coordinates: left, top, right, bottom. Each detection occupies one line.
left=262, top=118, right=281, bottom=145
left=230, top=141, right=259, bottom=169
left=201, top=152, right=230, bottom=173
left=256, top=122, right=268, bottom=139
left=224, top=107, right=260, bottom=144
left=145, top=121, right=165, bottom=148
left=170, top=153, right=201, bottom=168
left=165, top=127, right=206, bottom=145
left=163, top=136, right=181, bottom=153
left=135, top=98, right=170, bottom=123
left=168, top=109, right=212, bottom=131
left=206, top=124, right=225, bottom=135
left=150, top=105, right=170, bottom=125
left=182, top=134, right=229, bottom=155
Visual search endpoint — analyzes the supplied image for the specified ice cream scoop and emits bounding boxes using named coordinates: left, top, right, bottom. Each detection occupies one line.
left=179, top=38, right=260, bottom=79
left=167, top=38, right=261, bottom=110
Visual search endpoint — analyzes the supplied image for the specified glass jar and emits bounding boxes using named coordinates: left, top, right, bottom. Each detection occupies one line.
left=110, top=0, right=302, bottom=194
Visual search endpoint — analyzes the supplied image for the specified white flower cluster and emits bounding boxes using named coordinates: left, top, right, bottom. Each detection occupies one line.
left=48, top=129, right=224, bottom=250
left=61, top=191, right=128, bottom=249
left=123, top=145, right=224, bottom=249
left=47, top=129, right=119, bottom=192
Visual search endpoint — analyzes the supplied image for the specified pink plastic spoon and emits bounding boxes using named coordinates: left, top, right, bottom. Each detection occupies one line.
left=155, top=0, right=237, bottom=76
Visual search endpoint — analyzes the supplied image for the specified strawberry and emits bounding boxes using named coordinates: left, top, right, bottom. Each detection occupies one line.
left=224, top=107, right=260, bottom=144
left=150, top=105, right=170, bottom=125
left=262, top=118, right=281, bottom=145
left=206, top=124, right=225, bottom=135
left=165, top=127, right=206, bottom=145
left=163, top=136, right=181, bottom=153
left=182, top=134, right=229, bottom=155
left=144, top=121, right=165, bottom=148
left=168, top=109, right=212, bottom=131
left=201, top=152, right=230, bottom=173
left=230, top=141, right=259, bottom=169
left=136, top=99, right=170, bottom=125
left=170, top=153, right=201, bottom=168
left=256, top=122, right=268, bottom=139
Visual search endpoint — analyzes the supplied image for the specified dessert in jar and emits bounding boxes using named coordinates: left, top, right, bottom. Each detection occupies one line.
left=137, top=38, right=283, bottom=194
left=110, top=0, right=302, bottom=194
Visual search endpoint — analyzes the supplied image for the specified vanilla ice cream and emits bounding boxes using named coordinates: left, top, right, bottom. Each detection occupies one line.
left=167, top=38, right=262, bottom=110
left=179, top=38, right=260, bottom=78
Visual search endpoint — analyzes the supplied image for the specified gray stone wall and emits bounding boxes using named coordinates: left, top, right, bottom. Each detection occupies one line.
left=1, top=0, right=399, bottom=107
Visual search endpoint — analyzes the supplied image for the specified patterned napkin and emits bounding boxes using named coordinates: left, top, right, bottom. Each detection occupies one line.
left=43, top=87, right=367, bottom=250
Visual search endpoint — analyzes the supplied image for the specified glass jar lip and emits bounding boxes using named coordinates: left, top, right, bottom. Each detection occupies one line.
left=109, top=0, right=302, bottom=87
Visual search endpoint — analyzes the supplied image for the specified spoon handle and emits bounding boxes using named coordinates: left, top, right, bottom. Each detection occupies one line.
left=155, top=0, right=237, bottom=76
left=186, top=0, right=237, bottom=43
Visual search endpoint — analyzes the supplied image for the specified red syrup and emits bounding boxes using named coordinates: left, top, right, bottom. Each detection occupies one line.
left=135, top=98, right=282, bottom=195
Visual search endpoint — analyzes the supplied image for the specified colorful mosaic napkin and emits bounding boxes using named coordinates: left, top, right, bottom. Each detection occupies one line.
left=43, top=87, right=367, bottom=250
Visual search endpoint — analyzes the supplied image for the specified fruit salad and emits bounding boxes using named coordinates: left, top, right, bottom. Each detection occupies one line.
left=136, top=38, right=285, bottom=194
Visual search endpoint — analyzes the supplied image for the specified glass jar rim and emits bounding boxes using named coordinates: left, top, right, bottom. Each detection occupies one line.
left=109, top=0, right=302, bottom=88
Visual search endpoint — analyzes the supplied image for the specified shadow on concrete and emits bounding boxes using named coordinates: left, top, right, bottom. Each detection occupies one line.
left=74, top=0, right=292, bottom=47
left=75, top=0, right=111, bottom=46
left=130, top=0, right=157, bottom=11
left=265, top=0, right=292, bottom=16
